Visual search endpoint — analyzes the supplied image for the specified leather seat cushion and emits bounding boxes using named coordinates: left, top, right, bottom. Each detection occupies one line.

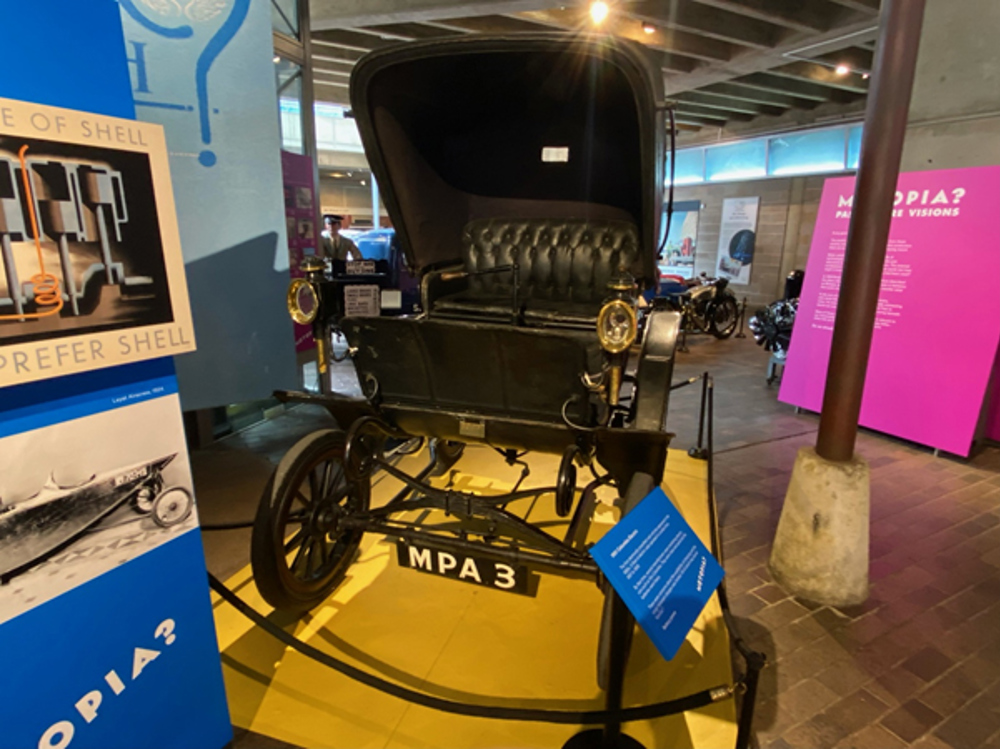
left=462, top=217, right=640, bottom=305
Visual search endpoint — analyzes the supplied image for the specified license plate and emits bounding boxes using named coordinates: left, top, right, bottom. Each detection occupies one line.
left=113, top=465, right=148, bottom=487
left=395, top=541, right=536, bottom=596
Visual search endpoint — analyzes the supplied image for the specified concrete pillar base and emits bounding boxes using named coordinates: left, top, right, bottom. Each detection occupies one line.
left=769, top=447, right=870, bottom=607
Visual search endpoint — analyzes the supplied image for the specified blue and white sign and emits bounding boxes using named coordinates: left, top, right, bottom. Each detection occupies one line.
left=590, top=487, right=725, bottom=661
left=0, top=360, right=231, bottom=749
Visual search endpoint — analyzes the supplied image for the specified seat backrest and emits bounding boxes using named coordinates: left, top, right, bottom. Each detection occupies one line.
left=341, top=315, right=598, bottom=424
left=461, top=218, right=640, bottom=304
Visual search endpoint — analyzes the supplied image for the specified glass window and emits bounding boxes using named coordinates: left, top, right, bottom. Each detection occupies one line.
left=667, top=148, right=705, bottom=185
left=275, top=58, right=303, bottom=153
left=272, top=0, right=298, bottom=37
left=768, top=128, right=847, bottom=176
left=847, top=126, right=863, bottom=170
left=705, top=139, right=767, bottom=182
left=314, top=104, right=364, bottom=152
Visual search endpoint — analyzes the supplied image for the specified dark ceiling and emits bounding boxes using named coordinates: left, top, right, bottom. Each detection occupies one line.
left=307, top=0, right=880, bottom=132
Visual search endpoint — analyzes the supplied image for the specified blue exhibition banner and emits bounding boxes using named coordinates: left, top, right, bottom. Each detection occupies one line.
left=590, top=487, right=725, bottom=661
left=0, top=531, right=232, bottom=749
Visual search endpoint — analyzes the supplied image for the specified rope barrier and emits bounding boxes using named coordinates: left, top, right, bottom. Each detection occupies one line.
left=207, top=572, right=733, bottom=725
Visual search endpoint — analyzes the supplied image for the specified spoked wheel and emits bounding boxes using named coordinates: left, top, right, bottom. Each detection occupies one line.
left=597, top=472, right=654, bottom=690
left=709, top=296, right=739, bottom=339
left=151, top=487, right=193, bottom=527
left=251, top=429, right=370, bottom=613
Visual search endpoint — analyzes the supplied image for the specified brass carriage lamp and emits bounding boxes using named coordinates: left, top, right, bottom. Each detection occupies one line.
left=288, top=255, right=326, bottom=368
left=597, top=271, right=638, bottom=406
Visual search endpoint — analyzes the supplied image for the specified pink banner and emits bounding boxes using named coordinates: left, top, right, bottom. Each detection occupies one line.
left=780, top=166, right=1000, bottom=456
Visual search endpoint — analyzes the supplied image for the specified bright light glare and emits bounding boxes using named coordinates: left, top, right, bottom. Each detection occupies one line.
left=642, top=23, right=656, bottom=34
left=590, top=1, right=610, bottom=25
left=771, top=161, right=847, bottom=176
left=708, top=168, right=767, bottom=182
left=835, top=64, right=850, bottom=76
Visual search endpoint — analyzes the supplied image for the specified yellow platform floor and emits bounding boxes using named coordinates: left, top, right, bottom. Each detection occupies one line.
left=212, top=446, right=736, bottom=749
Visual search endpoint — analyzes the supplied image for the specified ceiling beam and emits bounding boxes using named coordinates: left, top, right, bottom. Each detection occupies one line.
left=312, top=48, right=366, bottom=65
left=674, top=102, right=751, bottom=122
left=311, top=0, right=557, bottom=30
left=697, top=82, right=810, bottom=109
left=355, top=22, right=464, bottom=39
left=313, top=67, right=351, bottom=78
left=661, top=17, right=878, bottom=96
left=311, top=30, right=398, bottom=51
left=769, top=61, right=869, bottom=93
left=515, top=9, right=736, bottom=62
left=824, top=0, right=880, bottom=13
left=426, top=14, right=552, bottom=33
left=627, top=0, right=783, bottom=49
left=689, top=0, right=842, bottom=34
left=673, top=90, right=786, bottom=117
left=673, top=113, right=723, bottom=128
left=735, top=71, right=859, bottom=102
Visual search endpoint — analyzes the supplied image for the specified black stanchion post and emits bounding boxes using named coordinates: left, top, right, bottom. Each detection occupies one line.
left=563, top=591, right=645, bottom=749
left=734, top=298, right=748, bottom=338
left=689, top=372, right=709, bottom=460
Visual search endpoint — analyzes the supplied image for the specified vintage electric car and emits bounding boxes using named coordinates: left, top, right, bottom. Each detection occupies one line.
left=256, top=34, right=711, bottom=693
left=0, top=454, right=192, bottom=582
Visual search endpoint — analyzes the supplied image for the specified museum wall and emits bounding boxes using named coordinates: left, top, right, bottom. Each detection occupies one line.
left=901, top=0, right=1000, bottom=172
left=675, top=174, right=828, bottom=309
left=318, top=180, right=384, bottom=222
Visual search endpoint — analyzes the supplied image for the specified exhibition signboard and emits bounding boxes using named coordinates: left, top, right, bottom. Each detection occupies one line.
left=714, top=196, right=758, bottom=285
left=658, top=200, right=701, bottom=279
left=590, top=487, right=724, bottom=660
left=780, top=166, right=1000, bottom=456
left=0, top=98, right=195, bottom=387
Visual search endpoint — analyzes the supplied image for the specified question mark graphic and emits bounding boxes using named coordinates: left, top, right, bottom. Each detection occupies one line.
left=952, top=188, right=966, bottom=205
left=193, top=0, right=251, bottom=167
left=120, top=0, right=252, bottom=168
left=155, top=618, right=177, bottom=646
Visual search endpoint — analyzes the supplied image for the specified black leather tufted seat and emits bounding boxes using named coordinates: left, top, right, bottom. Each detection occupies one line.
left=430, top=217, right=640, bottom=327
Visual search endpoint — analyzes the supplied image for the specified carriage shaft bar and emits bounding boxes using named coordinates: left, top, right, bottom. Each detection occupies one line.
left=815, top=0, right=926, bottom=462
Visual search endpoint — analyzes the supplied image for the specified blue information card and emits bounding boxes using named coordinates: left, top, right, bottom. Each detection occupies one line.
left=590, top=487, right=725, bottom=661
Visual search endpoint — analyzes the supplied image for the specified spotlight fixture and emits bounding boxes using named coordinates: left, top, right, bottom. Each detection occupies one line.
left=273, top=55, right=281, bottom=64
left=835, top=64, right=850, bottom=76
left=590, top=1, right=609, bottom=25
left=642, top=22, right=656, bottom=34
left=862, top=73, right=870, bottom=80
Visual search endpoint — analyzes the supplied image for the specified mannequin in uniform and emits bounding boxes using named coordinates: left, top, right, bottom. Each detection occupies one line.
left=320, top=214, right=363, bottom=261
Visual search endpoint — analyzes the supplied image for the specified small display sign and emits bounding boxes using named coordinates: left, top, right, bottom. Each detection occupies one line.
left=343, top=285, right=380, bottom=317
left=589, top=487, right=724, bottom=661
left=345, top=260, right=377, bottom=275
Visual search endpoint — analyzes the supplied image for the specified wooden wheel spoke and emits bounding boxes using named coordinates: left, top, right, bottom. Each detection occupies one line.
left=284, top=527, right=307, bottom=553
left=294, top=490, right=312, bottom=509
left=290, top=538, right=309, bottom=574
left=304, top=538, right=317, bottom=576
left=316, top=537, right=329, bottom=566
left=308, top=469, right=319, bottom=500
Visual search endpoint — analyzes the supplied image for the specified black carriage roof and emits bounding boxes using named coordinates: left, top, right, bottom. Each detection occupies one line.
left=350, top=33, right=667, bottom=282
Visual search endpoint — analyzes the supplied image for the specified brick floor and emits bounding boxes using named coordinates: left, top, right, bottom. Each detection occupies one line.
left=197, top=332, right=1000, bottom=749
left=669, top=335, right=1000, bottom=749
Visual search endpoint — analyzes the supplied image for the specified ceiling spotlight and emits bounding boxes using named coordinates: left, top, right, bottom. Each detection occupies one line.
left=862, top=73, right=870, bottom=80
left=273, top=55, right=281, bottom=64
left=360, top=179, right=367, bottom=186
left=642, top=22, right=656, bottom=34
left=835, top=64, right=850, bottom=76
left=590, top=1, right=609, bottom=25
